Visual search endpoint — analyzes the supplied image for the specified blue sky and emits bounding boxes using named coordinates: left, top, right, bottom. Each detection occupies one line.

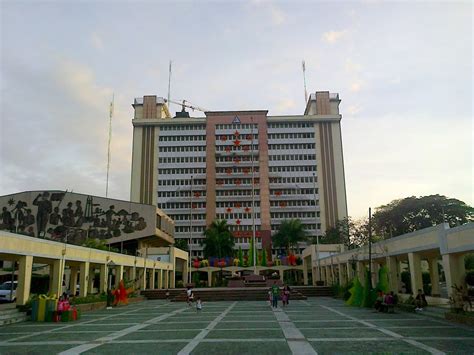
left=0, top=0, right=472, bottom=218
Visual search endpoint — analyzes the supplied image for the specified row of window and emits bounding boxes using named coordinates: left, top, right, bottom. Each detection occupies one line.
left=216, top=190, right=260, bottom=196
left=271, top=223, right=321, bottom=231
left=270, top=212, right=319, bottom=219
left=268, top=122, right=314, bottom=128
left=158, top=178, right=206, bottom=186
left=269, top=154, right=316, bottom=161
left=216, top=155, right=257, bottom=163
left=158, top=156, right=206, bottom=164
left=216, top=167, right=258, bottom=174
left=268, top=133, right=314, bottom=139
left=268, top=143, right=315, bottom=150
left=216, top=201, right=260, bottom=208
left=269, top=166, right=316, bottom=172
left=158, top=191, right=207, bottom=197
left=171, top=214, right=206, bottom=221
left=158, top=168, right=206, bottom=175
left=216, top=134, right=258, bottom=142
left=160, top=124, right=206, bottom=131
left=175, top=226, right=205, bottom=233
left=269, top=200, right=317, bottom=207
left=158, top=202, right=207, bottom=209
left=270, top=188, right=317, bottom=196
left=270, top=176, right=318, bottom=184
left=159, top=135, right=206, bottom=141
left=159, top=146, right=206, bottom=152
left=215, top=145, right=258, bottom=152
left=216, top=213, right=261, bottom=220
left=215, top=123, right=258, bottom=130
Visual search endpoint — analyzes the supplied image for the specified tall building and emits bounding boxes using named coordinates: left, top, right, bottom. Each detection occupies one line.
left=130, top=92, right=347, bottom=258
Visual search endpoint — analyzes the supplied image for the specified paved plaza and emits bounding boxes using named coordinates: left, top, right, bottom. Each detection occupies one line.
left=0, top=298, right=473, bottom=354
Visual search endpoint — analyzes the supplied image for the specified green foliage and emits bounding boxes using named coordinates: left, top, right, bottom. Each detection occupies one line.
left=465, top=270, right=474, bottom=286
left=261, top=248, right=268, bottom=267
left=346, top=277, right=364, bottom=306
left=82, top=238, right=118, bottom=252
left=465, top=253, right=474, bottom=270
left=375, top=266, right=389, bottom=293
left=201, top=220, right=235, bottom=258
left=321, top=217, right=352, bottom=245
left=238, top=246, right=244, bottom=266
left=192, top=271, right=201, bottom=288
left=248, top=237, right=255, bottom=267
left=174, top=238, right=188, bottom=252
left=372, top=195, right=473, bottom=238
left=272, top=219, right=307, bottom=255
left=71, top=293, right=107, bottom=305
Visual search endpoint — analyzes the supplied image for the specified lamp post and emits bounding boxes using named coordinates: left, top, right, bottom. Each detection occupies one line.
left=188, top=175, right=193, bottom=285
left=250, top=117, right=257, bottom=275
left=368, top=207, right=372, bottom=289
left=312, top=173, right=321, bottom=281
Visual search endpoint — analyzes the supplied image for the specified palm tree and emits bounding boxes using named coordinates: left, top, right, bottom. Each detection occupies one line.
left=201, top=219, right=235, bottom=258
left=272, top=219, right=307, bottom=255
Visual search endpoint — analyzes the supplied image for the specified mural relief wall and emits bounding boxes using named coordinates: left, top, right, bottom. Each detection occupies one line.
left=0, top=191, right=155, bottom=245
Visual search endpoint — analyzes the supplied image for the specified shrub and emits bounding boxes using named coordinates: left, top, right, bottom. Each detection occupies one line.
left=465, top=270, right=474, bottom=286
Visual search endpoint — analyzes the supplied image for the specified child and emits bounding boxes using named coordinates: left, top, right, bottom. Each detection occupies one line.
left=196, top=297, right=202, bottom=312
left=282, top=288, right=289, bottom=307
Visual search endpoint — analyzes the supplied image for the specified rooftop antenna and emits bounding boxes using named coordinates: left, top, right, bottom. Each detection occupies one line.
left=106, top=93, right=114, bottom=198
left=302, top=60, right=308, bottom=104
left=167, top=60, right=172, bottom=110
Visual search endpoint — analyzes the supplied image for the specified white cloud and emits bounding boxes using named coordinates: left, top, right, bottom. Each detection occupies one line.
left=269, top=5, right=285, bottom=25
left=91, top=32, right=104, bottom=51
left=347, top=105, right=363, bottom=115
left=322, top=30, right=347, bottom=43
left=350, top=80, right=364, bottom=92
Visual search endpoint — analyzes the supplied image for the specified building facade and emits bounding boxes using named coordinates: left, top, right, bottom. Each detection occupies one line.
left=130, top=92, right=348, bottom=258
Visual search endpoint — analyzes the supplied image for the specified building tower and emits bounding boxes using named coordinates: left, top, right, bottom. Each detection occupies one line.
left=130, top=92, right=347, bottom=258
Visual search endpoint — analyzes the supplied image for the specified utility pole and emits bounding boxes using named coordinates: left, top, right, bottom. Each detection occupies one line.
left=368, top=207, right=372, bottom=289
left=251, top=117, right=257, bottom=275
left=312, top=173, right=321, bottom=282
left=189, top=176, right=193, bottom=284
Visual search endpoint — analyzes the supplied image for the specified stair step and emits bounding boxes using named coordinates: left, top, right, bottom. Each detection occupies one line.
left=0, top=315, right=28, bottom=326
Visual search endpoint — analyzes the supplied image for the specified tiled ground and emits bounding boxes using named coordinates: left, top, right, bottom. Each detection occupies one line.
left=0, top=297, right=473, bottom=354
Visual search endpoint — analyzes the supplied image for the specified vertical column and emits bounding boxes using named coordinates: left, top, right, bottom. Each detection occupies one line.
left=303, top=258, right=309, bottom=285
left=442, top=253, right=466, bottom=297
left=338, top=264, right=345, bottom=286
left=99, top=264, right=107, bottom=293
left=79, top=261, right=90, bottom=297
left=158, top=269, right=163, bottom=289
left=149, top=269, right=155, bottom=289
left=89, top=266, right=95, bottom=293
left=164, top=270, right=169, bottom=289
left=311, top=267, right=317, bottom=286
left=17, top=255, right=33, bottom=305
left=408, top=253, right=423, bottom=294
left=140, top=269, right=147, bottom=290
left=183, top=260, right=188, bottom=287
left=50, top=259, right=64, bottom=297
left=330, top=265, right=335, bottom=284
left=69, top=266, right=78, bottom=296
left=346, top=262, right=352, bottom=282
left=386, top=256, right=399, bottom=293
left=115, top=265, right=124, bottom=288
left=170, top=268, right=176, bottom=288
left=428, top=258, right=440, bottom=296
left=208, top=271, right=213, bottom=287
left=372, top=262, right=380, bottom=287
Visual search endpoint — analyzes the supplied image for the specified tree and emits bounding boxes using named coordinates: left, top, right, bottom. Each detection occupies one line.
left=201, top=220, right=235, bottom=258
left=174, top=238, right=188, bottom=252
left=321, top=217, right=353, bottom=245
left=272, top=219, right=308, bottom=255
left=372, top=195, right=473, bottom=238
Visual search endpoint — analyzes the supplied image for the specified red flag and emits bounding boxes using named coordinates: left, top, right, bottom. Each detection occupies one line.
left=236, top=219, right=241, bottom=225
left=235, top=202, right=242, bottom=209
left=233, top=139, right=241, bottom=146
left=234, top=130, right=240, bottom=137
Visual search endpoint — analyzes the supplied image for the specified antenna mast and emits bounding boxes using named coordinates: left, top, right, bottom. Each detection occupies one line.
left=302, top=60, right=308, bottom=104
left=167, top=61, right=172, bottom=109
left=106, top=93, right=114, bottom=198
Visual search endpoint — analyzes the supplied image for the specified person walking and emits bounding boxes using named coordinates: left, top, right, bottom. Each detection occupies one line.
left=271, top=281, right=280, bottom=308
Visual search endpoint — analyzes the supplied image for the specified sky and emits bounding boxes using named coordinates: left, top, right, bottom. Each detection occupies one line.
left=0, top=0, right=472, bottom=219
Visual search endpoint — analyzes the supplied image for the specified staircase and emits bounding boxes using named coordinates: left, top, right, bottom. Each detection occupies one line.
left=291, top=286, right=333, bottom=297
left=140, top=288, right=185, bottom=300
left=143, top=287, right=307, bottom=302
left=0, top=305, right=28, bottom=326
